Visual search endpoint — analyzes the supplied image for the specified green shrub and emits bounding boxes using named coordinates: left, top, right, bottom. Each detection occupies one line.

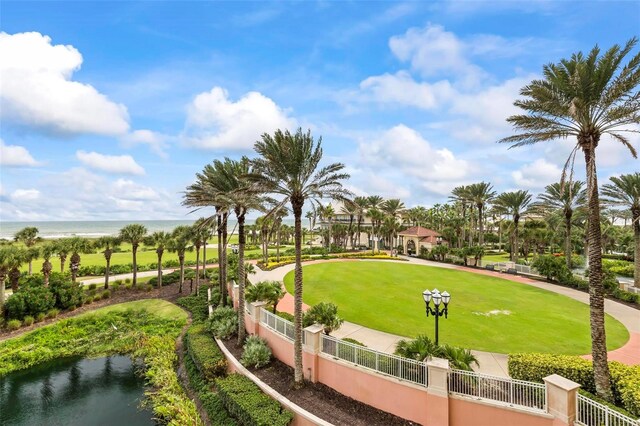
left=4, top=292, right=26, bottom=319
left=50, top=274, right=84, bottom=310
left=531, top=255, right=572, bottom=281
left=183, top=341, right=237, bottom=425
left=215, top=374, right=293, bottom=426
left=46, top=308, right=60, bottom=319
left=88, top=283, right=97, bottom=290
left=101, top=290, right=111, bottom=299
left=305, top=302, right=344, bottom=335
left=177, top=289, right=213, bottom=323
left=22, top=315, right=34, bottom=326
left=35, top=312, right=46, bottom=323
left=6, top=319, right=22, bottom=331
left=508, top=353, right=640, bottom=416
left=124, top=283, right=133, bottom=290
left=68, top=304, right=77, bottom=311
left=342, top=337, right=366, bottom=346
left=4, top=280, right=56, bottom=320
left=276, top=311, right=294, bottom=322
left=125, top=278, right=131, bottom=284
left=207, top=307, right=238, bottom=339
left=85, top=296, right=94, bottom=304
left=111, top=282, right=120, bottom=291
left=186, top=324, right=227, bottom=380
left=241, top=336, right=272, bottom=369
left=113, top=279, right=124, bottom=286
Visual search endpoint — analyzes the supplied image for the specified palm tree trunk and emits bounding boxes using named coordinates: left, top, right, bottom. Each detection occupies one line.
left=217, top=212, right=224, bottom=302
left=178, top=255, right=184, bottom=293
left=292, top=199, right=304, bottom=384
left=584, top=144, right=612, bottom=401
left=513, top=216, right=520, bottom=264
left=237, top=212, right=247, bottom=344
left=632, top=208, right=639, bottom=288
left=0, top=273, right=5, bottom=308
left=156, top=251, right=163, bottom=289
left=28, top=260, right=32, bottom=275
left=60, top=256, right=66, bottom=273
left=195, top=246, right=200, bottom=295
left=105, top=256, right=111, bottom=290
left=276, top=227, right=280, bottom=262
left=221, top=212, right=228, bottom=306
left=132, top=245, right=138, bottom=286
left=478, top=204, right=485, bottom=247
left=565, top=214, right=573, bottom=270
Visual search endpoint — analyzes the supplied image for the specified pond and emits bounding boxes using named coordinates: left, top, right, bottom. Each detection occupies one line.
left=0, top=356, right=155, bottom=426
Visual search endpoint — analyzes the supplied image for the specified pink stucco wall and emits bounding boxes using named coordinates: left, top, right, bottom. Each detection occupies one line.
left=449, top=397, right=554, bottom=426
left=316, top=355, right=431, bottom=425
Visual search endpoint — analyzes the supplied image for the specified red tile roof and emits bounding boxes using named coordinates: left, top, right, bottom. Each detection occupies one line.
left=398, top=226, right=442, bottom=237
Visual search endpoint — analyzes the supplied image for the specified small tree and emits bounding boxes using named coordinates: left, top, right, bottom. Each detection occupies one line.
left=305, top=302, right=344, bottom=335
left=13, top=227, right=39, bottom=275
left=245, top=280, right=284, bottom=314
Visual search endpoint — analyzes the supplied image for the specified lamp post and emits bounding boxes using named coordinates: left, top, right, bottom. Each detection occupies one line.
left=422, top=289, right=451, bottom=345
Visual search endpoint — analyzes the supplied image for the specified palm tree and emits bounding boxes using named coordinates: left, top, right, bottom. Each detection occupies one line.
left=168, top=226, right=191, bottom=293
left=494, top=191, right=533, bottom=264
left=248, top=127, right=350, bottom=384
left=144, top=232, right=172, bottom=289
left=67, top=237, right=92, bottom=283
left=499, top=39, right=640, bottom=400
left=602, top=173, right=640, bottom=287
left=119, top=224, right=148, bottom=287
left=319, top=204, right=335, bottom=250
left=466, top=182, right=496, bottom=248
left=340, top=200, right=357, bottom=249
left=245, top=280, right=284, bottom=314
left=13, top=226, right=39, bottom=274
left=353, top=196, right=369, bottom=248
left=450, top=186, right=471, bottom=247
left=0, top=246, right=24, bottom=308
left=40, top=243, right=56, bottom=287
left=188, top=225, right=208, bottom=294
left=382, top=199, right=406, bottom=252
left=305, top=210, right=316, bottom=246
left=94, top=236, right=121, bottom=289
left=535, top=181, right=586, bottom=269
left=368, top=208, right=385, bottom=253
left=54, top=238, right=71, bottom=273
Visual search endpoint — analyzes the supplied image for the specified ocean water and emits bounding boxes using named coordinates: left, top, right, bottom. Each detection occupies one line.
left=0, top=218, right=294, bottom=240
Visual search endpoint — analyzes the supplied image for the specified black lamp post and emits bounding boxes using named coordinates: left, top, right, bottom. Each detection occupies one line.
left=422, top=288, right=451, bottom=345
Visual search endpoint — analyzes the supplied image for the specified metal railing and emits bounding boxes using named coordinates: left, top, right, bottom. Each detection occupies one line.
left=448, top=369, right=546, bottom=413
left=576, top=393, right=640, bottom=426
left=259, top=309, right=307, bottom=344
left=245, top=301, right=254, bottom=316
left=320, top=334, right=428, bottom=386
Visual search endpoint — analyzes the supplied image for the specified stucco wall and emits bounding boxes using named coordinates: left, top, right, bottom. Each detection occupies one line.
left=449, top=396, right=555, bottom=426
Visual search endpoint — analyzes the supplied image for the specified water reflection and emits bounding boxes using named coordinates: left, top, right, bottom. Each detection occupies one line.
left=0, top=356, right=154, bottom=426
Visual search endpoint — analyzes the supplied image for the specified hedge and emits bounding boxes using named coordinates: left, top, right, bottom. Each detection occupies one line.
left=257, top=252, right=405, bottom=271
left=509, top=353, right=640, bottom=416
left=215, top=374, right=293, bottom=426
left=186, top=324, right=228, bottom=380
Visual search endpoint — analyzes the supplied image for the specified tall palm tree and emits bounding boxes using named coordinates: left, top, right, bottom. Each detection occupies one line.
left=67, top=237, right=92, bottom=283
left=40, top=243, right=55, bottom=287
left=119, top=224, right=148, bottom=287
left=353, top=196, right=369, bottom=248
left=144, top=231, right=172, bottom=289
left=319, top=204, right=335, bottom=250
left=368, top=208, right=385, bottom=253
left=367, top=195, right=384, bottom=210
left=54, top=238, right=71, bottom=273
left=602, top=173, right=640, bottom=287
left=168, top=226, right=191, bottom=293
left=0, top=246, right=24, bottom=308
left=94, top=236, right=121, bottom=289
left=466, top=182, right=496, bottom=248
left=494, top=190, right=533, bottom=264
left=340, top=200, right=357, bottom=249
left=535, top=181, right=586, bottom=268
left=499, top=39, right=640, bottom=400
left=450, top=186, right=471, bottom=247
left=13, top=226, right=39, bottom=275
left=248, top=128, right=350, bottom=384
left=188, top=225, right=208, bottom=294
left=305, top=210, right=316, bottom=246
left=382, top=199, right=406, bottom=252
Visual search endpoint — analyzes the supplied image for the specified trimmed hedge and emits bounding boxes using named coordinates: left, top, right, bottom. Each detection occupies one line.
left=186, top=324, right=228, bottom=380
left=216, top=374, right=293, bottom=426
left=509, top=353, right=640, bottom=416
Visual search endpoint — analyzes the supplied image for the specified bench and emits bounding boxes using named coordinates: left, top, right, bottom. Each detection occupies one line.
left=485, top=264, right=495, bottom=271
left=506, top=268, right=518, bottom=275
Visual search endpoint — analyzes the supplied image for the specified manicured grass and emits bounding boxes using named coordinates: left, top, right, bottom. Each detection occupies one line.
left=283, top=262, right=629, bottom=354
left=86, top=299, right=187, bottom=320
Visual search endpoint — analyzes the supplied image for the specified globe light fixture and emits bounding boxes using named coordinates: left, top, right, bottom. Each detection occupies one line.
left=422, top=288, right=451, bottom=345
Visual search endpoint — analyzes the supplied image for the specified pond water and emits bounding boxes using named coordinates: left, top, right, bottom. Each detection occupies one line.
left=0, top=356, right=155, bottom=426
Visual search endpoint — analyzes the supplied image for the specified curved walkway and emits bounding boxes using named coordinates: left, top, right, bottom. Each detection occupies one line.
left=252, top=257, right=640, bottom=377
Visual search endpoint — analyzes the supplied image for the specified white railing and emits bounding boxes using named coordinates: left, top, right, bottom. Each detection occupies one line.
left=259, top=308, right=309, bottom=345
left=245, top=301, right=254, bottom=316
left=448, top=369, right=546, bottom=413
left=576, top=393, right=640, bottom=426
left=320, top=334, right=427, bottom=386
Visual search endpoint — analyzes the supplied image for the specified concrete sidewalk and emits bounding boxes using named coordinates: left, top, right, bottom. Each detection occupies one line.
left=252, top=257, right=639, bottom=378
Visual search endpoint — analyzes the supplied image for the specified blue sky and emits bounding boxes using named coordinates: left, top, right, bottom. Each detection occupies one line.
left=1, top=1, right=639, bottom=221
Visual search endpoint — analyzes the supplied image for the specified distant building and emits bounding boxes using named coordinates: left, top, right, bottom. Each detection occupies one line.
left=398, top=226, right=447, bottom=256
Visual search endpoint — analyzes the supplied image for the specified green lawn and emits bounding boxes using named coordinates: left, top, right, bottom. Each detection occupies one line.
left=283, top=262, right=629, bottom=355
left=86, top=299, right=188, bottom=320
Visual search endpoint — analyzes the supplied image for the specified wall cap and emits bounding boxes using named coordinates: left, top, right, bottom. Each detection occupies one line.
left=543, top=374, right=581, bottom=392
left=426, top=357, right=450, bottom=370
left=251, top=301, right=267, bottom=308
left=305, top=324, right=324, bottom=334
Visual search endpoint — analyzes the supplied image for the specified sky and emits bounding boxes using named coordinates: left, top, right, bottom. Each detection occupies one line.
left=1, top=0, right=639, bottom=222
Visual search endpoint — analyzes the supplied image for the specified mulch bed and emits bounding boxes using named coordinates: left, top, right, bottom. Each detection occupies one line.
left=221, top=338, right=417, bottom=426
left=0, top=280, right=202, bottom=341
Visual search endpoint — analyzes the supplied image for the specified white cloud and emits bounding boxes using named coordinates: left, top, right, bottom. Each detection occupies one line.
left=360, top=125, right=470, bottom=182
left=389, top=23, right=486, bottom=86
left=512, top=158, right=562, bottom=189
left=0, top=32, right=129, bottom=136
left=121, top=129, right=169, bottom=158
left=183, top=87, right=296, bottom=150
left=11, top=189, right=40, bottom=202
left=112, top=179, right=160, bottom=200
left=0, top=139, right=39, bottom=166
left=359, top=71, right=454, bottom=109
left=76, top=150, right=145, bottom=175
